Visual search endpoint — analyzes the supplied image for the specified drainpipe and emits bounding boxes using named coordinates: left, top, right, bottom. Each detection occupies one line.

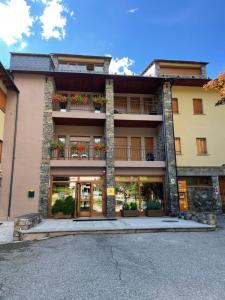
left=8, top=91, right=19, bottom=219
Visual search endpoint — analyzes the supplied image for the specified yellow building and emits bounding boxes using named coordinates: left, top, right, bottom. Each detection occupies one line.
left=143, top=59, right=225, bottom=213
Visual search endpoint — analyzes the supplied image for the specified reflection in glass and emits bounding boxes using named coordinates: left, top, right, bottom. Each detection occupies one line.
left=92, top=183, right=103, bottom=213
left=80, top=183, right=91, bottom=211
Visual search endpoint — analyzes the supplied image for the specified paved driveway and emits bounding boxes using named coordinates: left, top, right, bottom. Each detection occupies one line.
left=0, top=216, right=225, bottom=300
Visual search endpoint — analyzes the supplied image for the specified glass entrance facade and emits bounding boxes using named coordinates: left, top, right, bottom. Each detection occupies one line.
left=51, top=176, right=104, bottom=217
left=115, top=176, right=165, bottom=214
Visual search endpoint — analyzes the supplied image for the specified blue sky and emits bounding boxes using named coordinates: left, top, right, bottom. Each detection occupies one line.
left=0, top=0, right=224, bottom=77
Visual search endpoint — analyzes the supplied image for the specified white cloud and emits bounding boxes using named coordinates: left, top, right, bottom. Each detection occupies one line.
left=0, top=0, right=34, bottom=46
left=109, top=57, right=135, bottom=75
left=127, top=8, right=138, bottom=13
left=39, top=0, right=70, bottom=40
left=20, top=41, right=28, bottom=49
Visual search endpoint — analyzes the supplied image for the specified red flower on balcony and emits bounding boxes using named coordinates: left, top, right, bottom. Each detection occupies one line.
left=93, top=143, right=106, bottom=151
left=51, top=94, right=67, bottom=102
left=71, top=143, right=86, bottom=152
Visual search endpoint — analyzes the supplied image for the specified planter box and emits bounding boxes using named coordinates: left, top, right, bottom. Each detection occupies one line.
left=53, top=212, right=72, bottom=219
left=121, top=210, right=139, bottom=217
left=145, top=210, right=164, bottom=217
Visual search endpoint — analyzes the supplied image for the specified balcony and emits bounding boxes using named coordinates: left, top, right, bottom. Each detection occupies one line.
left=52, top=95, right=106, bottom=125
left=50, top=144, right=106, bottom=167
left=114, top=147, right=165, bottom=168
left=114, top=95, right=163, bottom=125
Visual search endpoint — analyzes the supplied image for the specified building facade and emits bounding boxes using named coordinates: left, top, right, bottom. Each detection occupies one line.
left=0, top=53, right=224, bottom=220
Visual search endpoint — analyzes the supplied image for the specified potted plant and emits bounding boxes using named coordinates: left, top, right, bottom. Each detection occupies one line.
left=71, top=95, right=88, bottom=105
left=93, top=143, right=105, bottom=159
left=52, top=196, right=75, bottom=219
left=50, top=141, right=64, bottom=159
left=146, top=199, right=164, bottom=217
left=121, top=202, right=139, bottom=217
left=52, top=94, right=68, bottom=111
left=92, top=96, right=107, bottom=110
left=70, top=143, right=86, bottom=159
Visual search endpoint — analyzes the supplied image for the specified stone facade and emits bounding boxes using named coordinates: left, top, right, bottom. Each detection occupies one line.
left=13, top=213, right=42, bottom=241
left=39, top=77, right=55, bottom=217
left=161, top=81, right=179, bottom=215
left=105, top=79, right=115, bottom=217
left=177, top=167, right=223, bottom=213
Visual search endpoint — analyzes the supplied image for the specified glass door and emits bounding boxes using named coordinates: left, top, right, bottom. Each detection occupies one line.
left=79, top=183, right=91, bottom=217
left=92, top=183, right=103, bottom=216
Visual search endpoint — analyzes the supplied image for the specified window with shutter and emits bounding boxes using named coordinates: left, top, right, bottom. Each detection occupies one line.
left=175, top=138, right=182, bottom=155
left=196, top=138, right=207, bottom=155
left=0, top=89, right=6, bottom=113
left=193, top=99, right=203, bottom=114
left=172, top=98, right=179, bottom=114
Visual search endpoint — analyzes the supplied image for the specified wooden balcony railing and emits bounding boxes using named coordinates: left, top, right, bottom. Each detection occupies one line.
left=51, top=145, right=106, bottom=160
left=114, top=147, right=164, bottom=161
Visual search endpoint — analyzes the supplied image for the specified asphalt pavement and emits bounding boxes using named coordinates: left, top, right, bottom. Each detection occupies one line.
left=0, top=216, right=225, bottom=300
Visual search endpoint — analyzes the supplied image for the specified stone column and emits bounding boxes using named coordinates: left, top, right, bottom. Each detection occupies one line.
left=161, top=81, right=179, bottom=216
left=212, top=176, right=222, bottom=213
left=39, top=76, right=55, bottom=217
left=105, top=79, right=115, bottom=217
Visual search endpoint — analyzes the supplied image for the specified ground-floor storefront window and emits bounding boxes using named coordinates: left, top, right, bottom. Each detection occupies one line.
left=51, top=176, right=104, bottom=218
left=115, top=176, right=164, bottom=213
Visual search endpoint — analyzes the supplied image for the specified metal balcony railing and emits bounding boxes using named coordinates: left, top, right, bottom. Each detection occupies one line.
left=52, top=100, right=105, bottom=113
left=114, top=147, right=165, bottom=161
left=51, top=145, right=106, bottom=160
left=114, top=101, right=160, bottom=115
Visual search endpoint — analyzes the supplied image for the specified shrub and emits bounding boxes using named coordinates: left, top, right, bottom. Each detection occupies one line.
left=64, top=196, right=75, bottom=215
left=52, top=199, right=65, bottom=214
left=147, top=200, right=161, bottom=210
left=51, top=197, right=75, bottom=216
left=130, top=202, right=138, bottom=210
left=123, top=202, right=130, bottom=211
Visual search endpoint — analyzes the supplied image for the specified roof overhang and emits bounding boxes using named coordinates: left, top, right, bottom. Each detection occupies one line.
left=0, top=62, right=19, bottom=92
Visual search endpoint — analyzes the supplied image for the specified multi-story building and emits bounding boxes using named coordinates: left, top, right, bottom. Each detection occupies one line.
left=0, top=63, right=19, bottom=210
left=0, top=53, right=224, bottom=220
left=143, top=59, right=225, bottom=213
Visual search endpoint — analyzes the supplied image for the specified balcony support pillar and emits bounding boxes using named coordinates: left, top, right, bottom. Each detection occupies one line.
left=161, top=81, right=179, bottom=216
left=105, top=79, right=115, bottom=217
left=39, top=76, right=55, bottom=217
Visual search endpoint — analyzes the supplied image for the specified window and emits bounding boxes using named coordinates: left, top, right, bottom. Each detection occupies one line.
left=175, top=138, right=182, bottom=155
left=0, top=88, right=6, bottom=112
left=172, top=98, right=179, bottom=114
left=86, top=64, right=94, bottom=71
left=193, top=98, right=203, bottom=114
left=196, top=138, right=207, bottom=155
left=0, top=140, right=2, bottom=162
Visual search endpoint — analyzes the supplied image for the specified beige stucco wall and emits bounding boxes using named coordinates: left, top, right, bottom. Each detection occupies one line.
left=172, top=86, right=225, bottom=167
left=0, top=74, right=45, bottom=219
left=0, top=110, right=5, bottom=141
left=0, top=90, right=17, bottom=219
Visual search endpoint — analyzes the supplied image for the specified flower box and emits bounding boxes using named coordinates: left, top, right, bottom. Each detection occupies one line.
left=121, top=210, right=139, bottom=217
left=145, top=210, right=164, bottom=217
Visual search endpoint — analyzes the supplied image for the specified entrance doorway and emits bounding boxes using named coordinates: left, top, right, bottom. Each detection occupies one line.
left=77, top=181, right=104, bottom=217
left=51, top=176, right=105, bottom=218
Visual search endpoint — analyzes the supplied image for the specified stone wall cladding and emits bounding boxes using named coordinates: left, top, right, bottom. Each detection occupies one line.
left=161, top=81, right=179, bottom=215
left=13, top=213, right=42, bottom=241
left=177, top=167, right=223, bottom=213
left=39, top=77, right=55, bottom=217
left=105, top=79, right=115, bottom=217
left=177, top=166, right=225, bottom=177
